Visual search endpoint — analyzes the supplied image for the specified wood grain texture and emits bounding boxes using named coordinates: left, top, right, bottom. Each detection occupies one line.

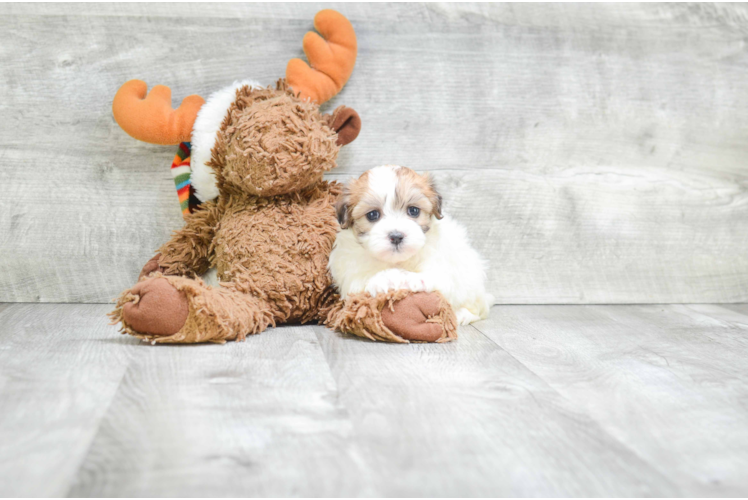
left=0, top=304, right=131, bottom=497
left=310, top=324, right=679, bottom=497
left=67, top=325, right=371, bottom=497
left=722, top=303, right=748, bottom=317
left=474, top=304, right=748, bottom=496
left=1, top=3, right=747, bottom=303
left=6, top=3, right=748, bottom=30
left=3, top=303, right=748, bottom=495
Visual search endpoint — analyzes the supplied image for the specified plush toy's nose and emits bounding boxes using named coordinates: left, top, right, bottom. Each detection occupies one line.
left=388, top=231, right=404, bottom=246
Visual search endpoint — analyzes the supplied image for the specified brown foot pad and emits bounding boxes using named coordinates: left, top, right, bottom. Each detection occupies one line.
left=381, top=292, right=444, bottom=342
left=122, top=277, right=189, bottom=336
left=139, top=253, right=165, bottom=281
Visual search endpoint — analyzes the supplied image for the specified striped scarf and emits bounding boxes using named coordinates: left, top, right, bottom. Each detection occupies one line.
left=170, top=142, right=201, bottom=217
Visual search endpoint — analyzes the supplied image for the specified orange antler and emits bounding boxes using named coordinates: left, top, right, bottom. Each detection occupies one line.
left=286, top=10, right=357, bottom=104
left=112, top=80, right=205, bottom=145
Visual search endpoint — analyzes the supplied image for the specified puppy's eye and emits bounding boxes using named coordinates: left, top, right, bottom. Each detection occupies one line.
left=366, top=210, right=380, bottom=222
left=407, top=206, right=420, bottom=217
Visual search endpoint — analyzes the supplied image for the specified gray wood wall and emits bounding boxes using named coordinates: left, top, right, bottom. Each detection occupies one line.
left=1, top=3, right=747, bottom=304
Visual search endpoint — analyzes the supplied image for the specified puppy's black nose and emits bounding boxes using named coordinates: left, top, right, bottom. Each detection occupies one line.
left=388, top=231, right=404, bottom=246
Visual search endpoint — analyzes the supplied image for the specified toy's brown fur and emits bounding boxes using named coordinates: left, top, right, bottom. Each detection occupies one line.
left=110, top=83, right=456, bottom=343
left=215, top=83, right=340, bottom=198
left=324, top=289, right=457, bottom=343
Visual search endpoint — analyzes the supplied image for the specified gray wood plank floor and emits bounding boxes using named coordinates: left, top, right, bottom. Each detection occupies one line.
left=2, top=303, right=748, bottom=497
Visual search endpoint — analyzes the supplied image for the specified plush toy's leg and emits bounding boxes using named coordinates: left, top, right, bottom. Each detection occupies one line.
left=109, top=274, right=274, bottom=344
left=324, top=290, right=457, bottom=343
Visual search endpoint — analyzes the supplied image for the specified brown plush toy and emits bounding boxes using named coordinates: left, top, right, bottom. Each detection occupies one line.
left=109, top=10, right=457, bottom=344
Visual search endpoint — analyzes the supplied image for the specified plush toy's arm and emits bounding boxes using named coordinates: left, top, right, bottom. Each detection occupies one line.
left=155, top=200, right=223, bottom=277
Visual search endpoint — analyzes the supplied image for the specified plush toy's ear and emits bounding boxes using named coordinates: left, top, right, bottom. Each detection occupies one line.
left=335, top=187, right=353, bottom=229
left=286, top=10, right=357, bottom=104
left=328, top=106, right=361, bottom=146
left=112, top=80, right=204, bottom=145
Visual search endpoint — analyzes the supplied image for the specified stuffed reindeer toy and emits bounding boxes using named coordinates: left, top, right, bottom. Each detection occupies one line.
left=109, top=10, right=457, bottom=344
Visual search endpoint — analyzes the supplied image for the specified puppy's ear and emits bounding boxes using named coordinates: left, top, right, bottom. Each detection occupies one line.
left=424, top=173, right=444, bottom=219
left=335, top=186, right=353, bottom=229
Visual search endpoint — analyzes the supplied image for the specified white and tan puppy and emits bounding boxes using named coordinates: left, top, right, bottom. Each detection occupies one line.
left=329, top=165, right=494, bottom=325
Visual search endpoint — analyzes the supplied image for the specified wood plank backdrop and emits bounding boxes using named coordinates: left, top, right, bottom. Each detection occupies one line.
left=1, top=3, right=747, bottom=304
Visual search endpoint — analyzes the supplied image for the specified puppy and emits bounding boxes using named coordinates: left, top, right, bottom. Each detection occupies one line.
left=329, top=165, right=493, bottom=325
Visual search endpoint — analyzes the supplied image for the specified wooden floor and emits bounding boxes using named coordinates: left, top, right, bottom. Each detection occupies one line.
left=0, top=303, right=746, bottom=497
left=2, top=4, right=747, bottom=497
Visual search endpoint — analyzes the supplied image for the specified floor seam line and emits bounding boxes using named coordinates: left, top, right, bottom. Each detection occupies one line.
left=61, top=345, right=134, bottom=497
left=469, top=317, right=685, bottom=495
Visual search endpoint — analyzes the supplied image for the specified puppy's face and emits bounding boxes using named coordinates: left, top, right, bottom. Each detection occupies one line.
left=336, top=165, right=443, bottom=263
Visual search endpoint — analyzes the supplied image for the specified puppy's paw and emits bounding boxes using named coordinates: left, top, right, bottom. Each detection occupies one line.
left=365, top=269, right=426, bottom=296
left=456, top=307, right=481, bottom=326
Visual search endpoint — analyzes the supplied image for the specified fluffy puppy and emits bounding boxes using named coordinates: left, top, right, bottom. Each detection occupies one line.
left=329, top=165, right=494, bottom=325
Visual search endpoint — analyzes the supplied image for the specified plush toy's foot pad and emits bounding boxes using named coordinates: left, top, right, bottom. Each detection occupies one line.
left=121, top=277, right=189, bottom=336
left=324, top=289, right=457, bottom=344
left=381, top=292, right=445, bottom=342
left=139, top=253, right=165, bottom=281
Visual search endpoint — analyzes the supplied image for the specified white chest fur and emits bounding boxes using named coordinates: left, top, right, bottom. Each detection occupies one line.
left=328, top=215, right=494, bottom=325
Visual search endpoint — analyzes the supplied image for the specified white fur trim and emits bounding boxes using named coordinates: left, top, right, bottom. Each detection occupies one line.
left=190, top=80, right=262, bottom=201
